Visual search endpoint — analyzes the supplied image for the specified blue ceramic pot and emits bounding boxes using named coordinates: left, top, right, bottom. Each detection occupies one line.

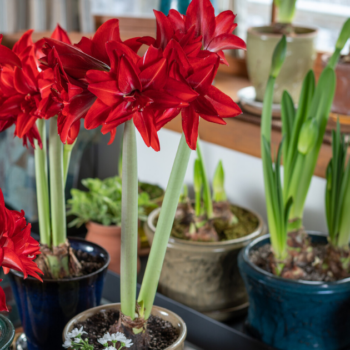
left=238, top=232, right=350, bottom=350
left=9, top=238, right=110, bottom=350
left=0, top=315, right=15, bottom=350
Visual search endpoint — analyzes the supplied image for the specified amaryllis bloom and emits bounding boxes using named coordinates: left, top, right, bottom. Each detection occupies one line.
left=141, top=0, right=246, bottom=65
left=40, top=19, right=139, bottom=144
left=0, top=189, right=42, bottom=311
left=0, top=25, right=70, bottom=148
left=85, top=41, right=197, bottom=150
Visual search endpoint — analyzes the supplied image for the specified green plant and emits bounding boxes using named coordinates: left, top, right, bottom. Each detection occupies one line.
left=261, top=19, right=350, bottom=263
left=67, top=176, right=155, bottom=227
left=274, top=0, right=298, bottom=24
left=326, top=121, right=350, bottom=249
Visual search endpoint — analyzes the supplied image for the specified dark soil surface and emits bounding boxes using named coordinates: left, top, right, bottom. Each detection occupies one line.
left=74, top=309, right=179, bottom=350
left=166, top=203, right=259, bottom=242
left=73, top=249, right=105, bottom=275
left=250, top=242, right=350, bottom=282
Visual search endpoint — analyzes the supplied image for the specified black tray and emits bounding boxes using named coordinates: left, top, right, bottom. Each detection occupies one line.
left=102, top=271, right=274, bottom=350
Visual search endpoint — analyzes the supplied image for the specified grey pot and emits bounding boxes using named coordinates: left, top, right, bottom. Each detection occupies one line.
left=247, top=26, right=318, bottom=104
left=144, top=205, right=266, bottom=321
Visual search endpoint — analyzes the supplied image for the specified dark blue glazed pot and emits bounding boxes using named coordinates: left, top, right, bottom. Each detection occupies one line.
left=9, top=238, right=110, bottom=350
left=238, top=232, right=350, bottom=350
left=0, top=315, right=15, bottom=349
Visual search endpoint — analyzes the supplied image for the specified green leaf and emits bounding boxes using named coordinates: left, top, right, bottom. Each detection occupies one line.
left=270, top=35, right=287, bottom=78
left=213, top=160, right=227, bottom=202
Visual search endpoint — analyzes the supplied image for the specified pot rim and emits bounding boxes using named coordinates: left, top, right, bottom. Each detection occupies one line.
left=247, top=25, right=318, bottom=38
left=0, top=314, right=15, bottom=349
left=10, top=237, right=110, bottom=283
left=147, top=204, right=265, bottom=247
left=242, top=232, right=350, bottom=286
left=63, top=303, right=187, bottom=349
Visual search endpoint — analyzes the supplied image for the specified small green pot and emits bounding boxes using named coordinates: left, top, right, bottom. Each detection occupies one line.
left=247, top=26, right=318, bottom=104
left=0, top=315, right=15, bottom=350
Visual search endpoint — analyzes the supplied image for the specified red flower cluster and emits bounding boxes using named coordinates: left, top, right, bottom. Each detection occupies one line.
left=0, top=189, right=42, bottom=311
left=0, top=0, right=245, bottom=151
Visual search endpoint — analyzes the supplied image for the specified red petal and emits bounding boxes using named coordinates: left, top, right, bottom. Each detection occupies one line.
left=124, top=37, right=143, bottom=53
left=168, top=10, right=185, bottom=32
left=142, top=90, right=186, bottom=109
left=205, top=85, right=242, bottom=117
left=200, top=114, right=226, bottom=125
left=133, top=109, right=160, bottom=151
left=85, top=99, right=112, bottom=129
left=16, top=114, right=37, bottom=139
left=186, top=64, right=217, bottom=93
left=185, top=0, right=215, bottom=48
left=42, top=39, right=110, bottom=79
left=207, top=33, right=246, bottom=52
left=13, top=30, right=34, bottom=57
left=88, top=80, right=124, bottom=106
left=0, top=95, right=23, bottom=116
left=217, top=50, right=229, bottom=66
left=154, top=10, right=174, bottom=49
left=74, top=37, right=93, bottom=56
left=137, top=36, right=156, bottom=47
left=14, top=66, right=37, bottom=94
left=92, top=19, right=121, bottom=64
left=181, top=105, right=199, bottom=150
left=139, top=58, right=167, bottom=90
left=214, top=11, right=237, bottom=36
left=192, top=95, right=218, bottom=116
left=163, top=78, right=198, bottom=102
left=0, top=287, right=8, bottom=312
left=51, top=24, right=71, bottom=44
left=118, top=55, right=142, bottom=94
left=140, top=46, right=163, bottom=70
left=0, top=45, right=22, bottom=68
left=2, top=248, right=26, bottom=278
left=155, top=108, right=180, bottom=130
left=106, top=41, right=140, bottom=69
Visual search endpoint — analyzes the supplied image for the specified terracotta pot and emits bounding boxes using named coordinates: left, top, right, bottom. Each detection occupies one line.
left=144, top=205, right=266, bottom=321
left=63, top=303, right=187, bottom=350
left=86, top=222, right=141, bottom=274
left=247, top=26, right=317, bottom=104
left=322, top=55, right=350, bottom=116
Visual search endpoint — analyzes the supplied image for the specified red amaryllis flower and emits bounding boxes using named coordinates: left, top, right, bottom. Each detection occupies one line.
left=85, top=41, right=197, bottom=150
left=0, top=189, right=42, bottom=311
left=141, top=0, right=246, bottom=65
left=39, top=19, right=139, bottom=144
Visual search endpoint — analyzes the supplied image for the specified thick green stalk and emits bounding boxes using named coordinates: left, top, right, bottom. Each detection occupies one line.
left=196, top=138, right=213, bottom=218
left=193, top=159, right=202, bottom=216
left=49, top=118, right=66, bottom=247
left=138, top=133, right=191, bottom=318
left=34, top=119, right=51, bottom=246
left=121, top=120, right=138, bottom=319
left=63, top=142, right=75, bottom=185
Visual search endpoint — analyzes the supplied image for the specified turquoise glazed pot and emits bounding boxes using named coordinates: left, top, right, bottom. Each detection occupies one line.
left=0, top=315, right=15, bottom=350
left=238, top=233, right=350, bottom=350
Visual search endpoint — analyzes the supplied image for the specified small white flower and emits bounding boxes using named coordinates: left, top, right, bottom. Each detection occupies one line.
left=110, top=332, right=128, bottom=343
left=62, top=339, right=72, bottom=348
left=121, top=339, right=133, bottom=348
left=67, top=327, right=87, bottom=339
left=106, top=347, right=116, bottom=350
left=73, top=338, right=81, bottom=344
left=98, top=332, right=112, bottom=345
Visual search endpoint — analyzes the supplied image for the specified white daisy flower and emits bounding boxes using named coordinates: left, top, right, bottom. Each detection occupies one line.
left=74, top=337, right=81, bottom=343
left=67, top=327, right=87, bottom=339
left=110, top=333, right=128, bottom=343
left=62, top=339, right=72, bottom=348
left=98, top=332, right=112, bottom=345
left=122, top=339, right=133, bottom=348
left=106, top=347, right=116, bottom=350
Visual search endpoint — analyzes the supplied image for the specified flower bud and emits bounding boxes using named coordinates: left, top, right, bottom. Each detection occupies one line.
left=298, top=118, right=319, bottom=155
left=193, top=159, right=202, bottom=193
left=213, top=160, right=227, bottom=202
left=336, top=18, right=350, bottom=51
left=270, top=35, right=287, bottom=79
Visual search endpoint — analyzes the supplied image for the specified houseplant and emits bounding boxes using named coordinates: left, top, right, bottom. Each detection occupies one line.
left=0, top=188, right=42, bottom=349
left=145, top=142, right=265, bottom=320
left=53, top=0, right=247, bottom=347
left=247, top=0, right=317, bottom=103
left=322, top=20, right=350, bottom=116
left=0, top=26, right=110, bottom=350
left=239, top=20, right=350, bottom=350
left=67, top=176, right=157, bottom=272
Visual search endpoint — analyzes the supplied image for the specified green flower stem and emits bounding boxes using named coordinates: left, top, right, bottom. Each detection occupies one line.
left=275, top=0, right=297, bottom=24
left=138, top=133, right=191, bottom=318
left=196, top=137, right=213, bottom=218
left=49, top=118, right=66, bottom=247
left=121, top=119, right=138, bottom=319
left=34, top=119, right=51, bottom=246
left=63, top=142, right=76, bottom=185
